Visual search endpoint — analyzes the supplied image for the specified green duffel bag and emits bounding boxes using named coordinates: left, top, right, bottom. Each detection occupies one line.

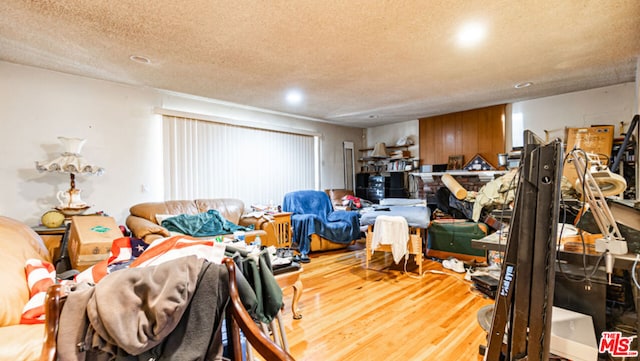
left=427, top=220, right=488, bottom=257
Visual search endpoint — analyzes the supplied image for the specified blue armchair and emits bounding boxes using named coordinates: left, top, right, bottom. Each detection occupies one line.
left=282, top=190, right=361, bottom=257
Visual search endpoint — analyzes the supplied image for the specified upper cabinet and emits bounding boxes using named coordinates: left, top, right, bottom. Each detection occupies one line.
left=418, top=104, right=506, bottom=169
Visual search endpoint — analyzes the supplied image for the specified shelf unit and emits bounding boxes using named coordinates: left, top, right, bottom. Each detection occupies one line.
left=358, top=145, right=415, bottom=173
left=357, top=145, right=415, bottom=201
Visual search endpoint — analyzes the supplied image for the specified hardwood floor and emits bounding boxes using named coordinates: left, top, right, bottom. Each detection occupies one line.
left=273, top=244, right=494, bottom=361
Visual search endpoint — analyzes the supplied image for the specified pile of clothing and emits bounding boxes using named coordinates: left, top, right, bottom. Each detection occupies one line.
left=341, top=194, right=373, bottom=209
left=436, top=169, right=520, bottom=222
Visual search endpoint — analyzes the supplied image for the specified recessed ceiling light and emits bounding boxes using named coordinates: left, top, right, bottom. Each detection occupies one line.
left=457, top=21, right=486, bottom=48
left=285, top=89, right=303, bottom=105
left=129, top=55, right=151, bottom=64
left=514, top=81, right=533, bottom=89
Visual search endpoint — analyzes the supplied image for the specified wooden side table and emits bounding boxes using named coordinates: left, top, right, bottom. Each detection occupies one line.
left=32, top=225, right=67, bottom=261
left=274, top=266, right=303, bottom=320
left=270, top=212, right=292, bottom=248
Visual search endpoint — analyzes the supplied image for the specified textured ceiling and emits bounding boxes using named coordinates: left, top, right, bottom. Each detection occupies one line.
left=1, top=1, right=639, bottom=127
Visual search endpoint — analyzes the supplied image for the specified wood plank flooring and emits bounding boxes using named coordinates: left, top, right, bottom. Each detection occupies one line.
left=273, top=244, right=494, bottom=361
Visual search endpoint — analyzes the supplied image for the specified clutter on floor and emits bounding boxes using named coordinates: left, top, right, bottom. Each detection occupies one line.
left=442, top=258, right=465, bottom=273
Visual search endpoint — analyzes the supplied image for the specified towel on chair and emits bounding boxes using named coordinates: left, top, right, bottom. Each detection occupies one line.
left=371, top=215, right=409, bottom=264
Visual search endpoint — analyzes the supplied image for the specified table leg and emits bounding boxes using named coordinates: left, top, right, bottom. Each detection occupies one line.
left=365, top=225, right=373, bottom=269
left=291, top=278, right=303, bottom=320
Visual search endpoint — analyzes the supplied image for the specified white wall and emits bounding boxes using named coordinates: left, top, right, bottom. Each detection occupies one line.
left=510, top=82, right=637, bottom=148
left=0, top=61, right=363, bottom=226
left=366, top=119, right=419, bottom=160
left=507, top=82, right=638, bottom=202
left=3, top=61, right=636, bottom=227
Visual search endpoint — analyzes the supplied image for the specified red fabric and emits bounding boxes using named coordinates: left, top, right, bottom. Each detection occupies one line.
left=75, top=235, right=222, bottom=284
left=342, top=195, right=362, bottom=209
left=75, top=237, right=149, bottom=284
left=20, top=259, right=55, bottom=324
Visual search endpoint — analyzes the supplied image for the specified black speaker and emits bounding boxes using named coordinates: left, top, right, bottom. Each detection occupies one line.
left=387, top=188, right=407, bottom=198
left=356, top=173, right=370, bottom=199
left=368, top=175, right=385, bottom=203
left=356, top=173, right=369, bottom=188
left=389, top=172, right=404, bottom=188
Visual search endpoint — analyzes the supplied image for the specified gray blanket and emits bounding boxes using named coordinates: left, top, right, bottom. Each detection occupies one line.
left=57, top=256, right=229, bottom=360
left=359, top=205, right=431, bottom=228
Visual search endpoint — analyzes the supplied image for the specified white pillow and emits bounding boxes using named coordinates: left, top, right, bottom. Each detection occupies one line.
left=155, top=214, right=177, bottom=224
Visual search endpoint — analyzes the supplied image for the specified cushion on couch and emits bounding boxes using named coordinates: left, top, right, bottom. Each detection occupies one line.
left=0, top=216, right=51, bottom=360
left=195, top=199, right=245, bottom=224
left=0, top=324, right=48, bottom=361
left=0, top=216, right=50, bottom=327
left=130, top=200, right=200, bottom=223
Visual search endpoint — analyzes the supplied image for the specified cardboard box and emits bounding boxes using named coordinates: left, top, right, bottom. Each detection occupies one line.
left=563, top=125, right=614, bottom=186
left=68, top=216, right=122, bottom=271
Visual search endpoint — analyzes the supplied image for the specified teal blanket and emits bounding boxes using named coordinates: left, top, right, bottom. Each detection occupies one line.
left=161, top=209, right=253, bottom=237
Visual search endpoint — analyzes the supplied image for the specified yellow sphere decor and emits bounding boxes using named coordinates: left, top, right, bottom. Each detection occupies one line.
left=41, top=210, right=65, bottom=228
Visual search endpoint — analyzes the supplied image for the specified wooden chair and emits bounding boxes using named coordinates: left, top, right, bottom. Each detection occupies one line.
left=365, top=222, right=423, bottom=276
left=40, top=258, right=295, bottom=361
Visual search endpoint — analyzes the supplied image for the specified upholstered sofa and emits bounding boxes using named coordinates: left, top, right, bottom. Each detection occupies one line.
left=0, top=215, right=52, bottom=361
left=126, top=199, right=268, bottom=244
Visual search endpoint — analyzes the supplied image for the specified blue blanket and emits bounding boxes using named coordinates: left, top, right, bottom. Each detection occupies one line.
left=161, top=209, right=253, bottom=237
left=283, top=190, right=360, bottom=254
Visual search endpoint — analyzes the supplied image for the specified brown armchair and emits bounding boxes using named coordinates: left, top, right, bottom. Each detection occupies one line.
left=40, top=258, right=295, bottom=361
left=324, top=188, right=355, bottom=210
left=283, top=190, right=361, bottom=254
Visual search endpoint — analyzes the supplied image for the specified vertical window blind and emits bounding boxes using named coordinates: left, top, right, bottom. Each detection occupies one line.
left=163, top=115, right=316, bottom=207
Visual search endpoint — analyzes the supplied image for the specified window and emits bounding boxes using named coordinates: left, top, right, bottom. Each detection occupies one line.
left=163, top=115, right=317, bottom=207
left=512, top=112, right=524, bottom=147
